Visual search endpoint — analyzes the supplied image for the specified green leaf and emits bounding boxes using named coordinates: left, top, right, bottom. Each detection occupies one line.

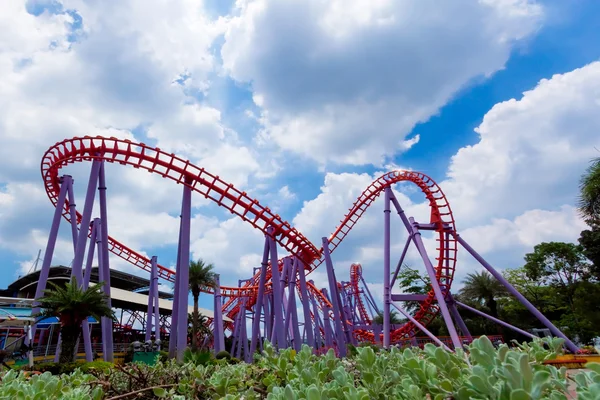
left=306, top=386, right=321, bottom=400
left=153, top=387, right=168, bottom=397
left=510, top=389, right=532, bottom=400
left=586, top=362, right=600, bottom=375
left=284, top=385, right=297, bottom=400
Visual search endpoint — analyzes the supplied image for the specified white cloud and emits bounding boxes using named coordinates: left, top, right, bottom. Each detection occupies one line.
left=292, top=62, right=600, bottom=292
left=442, top=62, right=600, bottom=227
left=222, top=0, right=543, bottom=165
left=0, top=1, right=265, bottom=283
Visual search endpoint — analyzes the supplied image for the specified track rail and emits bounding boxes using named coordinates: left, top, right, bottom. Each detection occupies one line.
left=42, top=136, right=456, bottom=342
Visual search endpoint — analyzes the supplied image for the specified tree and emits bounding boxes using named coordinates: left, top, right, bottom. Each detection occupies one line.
left=579, top=219, right=600, bottom=280
left=578, top=157, right=600, bottom=221
left=523, top=242, right=590, bottom=312
left=459, top=271, right=508, bottom=319
left=35, top=278, right=114, bottom=363
left=189, top=259, right=216, bottom=351
left=395, top=266, right=431, bottom=312
left=373, top=310, right=403, bottom=325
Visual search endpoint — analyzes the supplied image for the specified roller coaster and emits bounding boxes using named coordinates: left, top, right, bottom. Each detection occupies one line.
left=32, top=136, right=579, bottom=363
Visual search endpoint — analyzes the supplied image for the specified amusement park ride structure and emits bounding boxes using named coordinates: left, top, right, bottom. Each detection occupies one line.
left=31, top=136, right=579, bottom=363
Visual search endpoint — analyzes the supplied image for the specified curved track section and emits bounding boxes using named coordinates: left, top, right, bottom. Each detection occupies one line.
left=41, top=136, right=319, bottom=295
left=349, top=263, right=372, bottom=325
left=42, top=136, right=457, bottom=342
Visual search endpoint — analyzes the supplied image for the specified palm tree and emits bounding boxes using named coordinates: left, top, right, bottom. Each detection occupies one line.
left=35, top=278, right=114, bottom=363
left=373, top=310, right=403, bottom=325
left=189, top=259, right=216, bottom=351
left=459, top=271, right=508, bottom=319
left=578, top=157, right=600, bottom=221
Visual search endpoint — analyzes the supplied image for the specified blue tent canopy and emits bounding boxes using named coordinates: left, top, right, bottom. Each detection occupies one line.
left=0, top=307, right=97, bottom=326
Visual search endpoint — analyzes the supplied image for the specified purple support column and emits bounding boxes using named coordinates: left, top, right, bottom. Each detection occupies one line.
left=71, top=161, right=100, bottom=282
left=80, top=220, right=99, bottom=362
left=234, top=301, right=245, bottom=358
left=372, top=324, right=381, bottom=346
left=383, top=187, right=391, bottom=348
left=321, top=238, right=348, bottom=356
left=66, top=179, right=78, bottom=245
left=230, top=281, right=244, bottom=354
left=213, top=274, right=225, bottom=353
left=455, top=301, right=536, bottom=340
left=286, top=260, right=301, bottom=351
left=70, top=162, right=101, bottom=362
left=53, top=335, right=61, bottom=362
left=231, top=301, right=242, bottom=355
left=175, top=179, right=192, bottom=362
left=308, top=285, right=323, bottom=349
left=392, top=304, right=451, bottom=351
left=263, top=292, right=271, bottom=342
left=296, top=258, right=315, bottom=347
left=360, top=274, right=381, bottom=315
left=249, top=236, right=270, bottom=360
left=84, top=220, right=99, bottom=290
left=446, top=295, right=472, bottom=341
left=95, top=225, right=113, bottom=360
left=268, top=229, right=286, bottom=349
left=453, top=234, right=579, bottom=352
left=169, top=223, right=183, bottom=358
left=66, top=176, right=93, bottom=362
left=278, top=258, right=290, bottom=346
left=33, top=176, right=71, bottom=342
left=389, top=192, right=462, bottom=350
left=98, top=162, right=114, bottom=362
left=153, top=257, right=161, bottom=343
left=321, top=303, right=334, bottom=348
left=145, top=257, right=156, bottom=342
left=390, top=235, right=411, bottom=288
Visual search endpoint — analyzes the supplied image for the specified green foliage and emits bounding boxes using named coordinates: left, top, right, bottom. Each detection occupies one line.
left=395, top=265, right=431, bottom=312
left=79, top=360, right=114, bottom=373
left=188, top=259, right=216, bottom=351
left=159, top=350, right=169, bottom=363
left=35, top=277, right=115, bottom=363
left=0, top=369, right=102, bottom=400
left=459, top=270, right=508, bottom=319
left=184, top=348, right=213, bottom=366
left=574, top=362, right=600, bottom=399
left=523, top=242, right=591, bottom=288
left=29, top=360, right=114, bottom=375
left=5, top=336, right=598, bottom=399
left=578, top=156, right=600, bottom=221
left=33, top=362, right=80, bottom=375
left=216, top=350, right=232, bottom=360
left=372, top=310, right=403, bottom=325
left=579, top=219, right=600, bottom=280
left=259, top=336, right=571, bottom=400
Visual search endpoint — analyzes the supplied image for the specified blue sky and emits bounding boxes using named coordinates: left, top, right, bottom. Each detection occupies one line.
left=0, top=0, right=599, bottom=311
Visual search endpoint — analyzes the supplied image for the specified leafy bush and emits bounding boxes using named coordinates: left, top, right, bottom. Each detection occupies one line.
left=159, top=350, right=169, bottom=363
left=0, top=369, right=102, bottom=399
left=33, top=361, right=81, bottom=375
left=184, top=348, right=213, bottom=366
left=574, top=362, right=600, bottom=399
left=215, top=350, right=232, bottom=360
left=2, top=335, right=594, bottom=399
left=80, top=360, right=114, bottom=373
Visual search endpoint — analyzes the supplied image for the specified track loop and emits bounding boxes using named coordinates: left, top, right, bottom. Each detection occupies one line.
left=42, top=137, right=457, bottom=341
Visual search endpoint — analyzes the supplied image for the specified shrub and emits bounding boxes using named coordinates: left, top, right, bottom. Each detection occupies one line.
left=80, top=360, right=114, bottom=373
left=215, top=350, right=232, bottom=360
left=0, top=369, right=102, bottom=399
left=183, top=348, right=212, bottom=365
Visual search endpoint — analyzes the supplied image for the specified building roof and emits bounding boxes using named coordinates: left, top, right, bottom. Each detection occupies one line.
left=0, top=269, right=231, bottom=323
left=3, top=266, right=173, bottom=299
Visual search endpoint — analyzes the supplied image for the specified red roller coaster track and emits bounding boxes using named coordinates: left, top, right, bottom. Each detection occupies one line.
left=41, top=136, right=456, bottom=342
